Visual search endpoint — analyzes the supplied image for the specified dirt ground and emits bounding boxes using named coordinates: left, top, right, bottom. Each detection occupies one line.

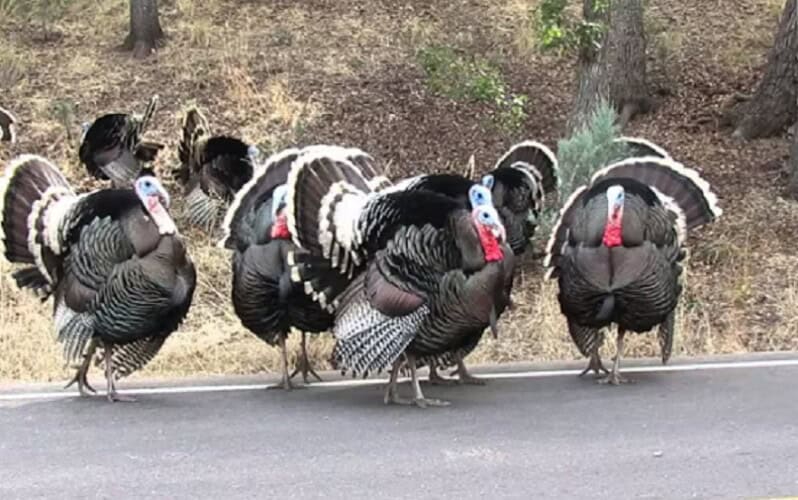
left=0, top=0, right=795, bottom=382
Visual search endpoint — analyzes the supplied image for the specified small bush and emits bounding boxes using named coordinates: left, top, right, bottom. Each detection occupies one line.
left=536, top=0, right=608, bottom=53
left=536, top=100, right=630, bottom=238
left=417, top=45, right=528, bottom=133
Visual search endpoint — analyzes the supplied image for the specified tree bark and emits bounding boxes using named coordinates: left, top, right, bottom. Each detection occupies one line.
left=725, top=0, right=797, bottom=140
left=567, top=0, right=650, bottom=134
left=788, top=114, right=798, bottom=198
left=123, top=0, right=165, bottom=59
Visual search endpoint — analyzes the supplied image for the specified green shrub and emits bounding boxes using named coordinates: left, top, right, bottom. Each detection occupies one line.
left=536, top=100, right=631, bottom=239
left=417, top=45, right=528, bottom=133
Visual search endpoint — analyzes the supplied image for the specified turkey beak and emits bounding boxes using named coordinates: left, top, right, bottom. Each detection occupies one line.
left=489, top=306, right=499, bottom=339
left=491, top=225, right=505, bottom=243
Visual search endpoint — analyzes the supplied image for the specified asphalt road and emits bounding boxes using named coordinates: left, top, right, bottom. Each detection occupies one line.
left=2, top=354, right=798, bottom=500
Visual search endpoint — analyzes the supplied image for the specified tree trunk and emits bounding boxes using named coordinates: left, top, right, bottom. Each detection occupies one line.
left=788, top=115, right=798, bottom=198
left=123, top=0, right=165, bottom=59
left=725, top=0, right=797, bottom=140
left=567, top=0, right=650, bottom=134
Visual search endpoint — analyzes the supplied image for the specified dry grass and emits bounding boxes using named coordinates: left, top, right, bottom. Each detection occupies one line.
left=1, top=0, right=796, bottom=383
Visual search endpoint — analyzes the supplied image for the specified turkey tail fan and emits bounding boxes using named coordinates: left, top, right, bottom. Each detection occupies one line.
left=136, top=94, right=159, bottom=136
left=591, top=156, right=722, bottom=230
left=176, top=106, right=209, bottom=184
left=0, top=154, right=75, bottom=292
left=134, top=140, right=165, bottom=163
left=543, top=186, right=589, bottom=280
left=287, top=250, right=354, bottom=312
left=493, top=140, right=559, bottom=193
left=284, top=147, right=371, bottom=257
left=300, top=144, right=385, bottom=182
left=184, top=187, right=222, bottom=231
left=614, top=137, right=672, bottom=160
left=218, top=147, right=300, bottom=251
left=0, top=106, right=17, bottom=143
left=202, top=136, right=256, bottom=195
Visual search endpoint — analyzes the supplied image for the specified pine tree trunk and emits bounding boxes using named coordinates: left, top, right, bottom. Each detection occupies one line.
left=567, top=0, right=650, bottom=134
left=605, top=0, right=650, bottom=128
left=788, top=114, right=798, bottom=198
left=123, top=0, right=165, bottom=59
left=567, top=0, right=610, bottom=134
left=726, top=0, right=797, bottom=140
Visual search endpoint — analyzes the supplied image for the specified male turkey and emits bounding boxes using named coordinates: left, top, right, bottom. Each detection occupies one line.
left=216, top=146, right=379, bottom=389
left=543, top=156, right=721, bottom=384
left=79, top=95, right=165, bottom=187
left=0, top=154, right=196, bottom=401
left=389, top=140, right=557, bottom=385
left=286, top=149, right=512, bottom=407
left=0, top=106, right=17, bottom=143
left=614, top=136, right=672, bottom=160
left=174, top=106, right=258, bottom=230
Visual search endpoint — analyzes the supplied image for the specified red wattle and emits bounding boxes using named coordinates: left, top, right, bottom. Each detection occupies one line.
left=477, top=225, right=504, bottom=262
left=602, top=220, right=623, bottom=247
left=271, top=214, right=290, bottom=240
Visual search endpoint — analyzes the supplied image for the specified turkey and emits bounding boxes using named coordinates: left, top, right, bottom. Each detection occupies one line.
left=0, top=154, right=196, bottom=401
left=543, top=156, right=721, bottom=384
left=79, top=95, right=165, bottom=187
left=216, top=145, right=379, bottom=389
left=614, top=136, right=672, bottom=160
left=387, top=140, right=557, bottom=385
left=174, top=106, right=259, bottom=231
left=286, top=148, right=513, bottom=407
left=0, top=106, right=17, bottom=143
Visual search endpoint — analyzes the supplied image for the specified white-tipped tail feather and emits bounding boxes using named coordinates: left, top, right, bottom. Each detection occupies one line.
left=590, top=156, right=722, bottom=226
left=0, top=106, right=18, bottom=143
left=544, top=156, right=721, bottom=279
left=493, top=140, right=559, bottom=192
left=0, top=154, right=77, bottom=290
left=614, top=137, right=672, bottom=160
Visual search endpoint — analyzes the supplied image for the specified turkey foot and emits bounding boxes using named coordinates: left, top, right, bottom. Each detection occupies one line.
left=596, top=329, right=632, bottom=386
left=104, top=345, right=136, bottom=403
left=451, top=358, right=486, bottom=386
left=579, top=351, right=609, bottom=379
left=64, top=344, right=98, bottom=397
left=597, top=371, right=633, bottom=385
left=409, top=354, right=450, bottom=408
left=289, top=332, right=323, bottom=384
left=268, top=334, right=305, bottom=391
left=427, top=364, right=458, bottom=386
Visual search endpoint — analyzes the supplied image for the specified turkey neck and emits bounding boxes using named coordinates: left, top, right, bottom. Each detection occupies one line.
left=451, top=212, right=499, bottom=272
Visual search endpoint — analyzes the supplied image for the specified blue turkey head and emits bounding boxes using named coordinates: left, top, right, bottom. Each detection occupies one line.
left=472, top=204, right=506, bottom=263
left=271, top=184, right=288, bottom=219
left=135, top=176, right=170, bottom=208
left=468, top=184, right=493, bottom=209
left=481, top=174, right=495, bottom=190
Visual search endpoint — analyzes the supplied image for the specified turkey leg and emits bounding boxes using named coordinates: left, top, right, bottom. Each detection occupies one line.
left=64, top=338, right=98, bottom=397
left=289, top=331, right=323, bottom=384
left=268, top=333, right=304, bottom=390
left=383, top=358, right=404, bottom=404
left=451, top=357, right=486, bottom=385
left=103, top=343, right=136, bottom=402
left=385, top=355, right=450, bottom=407
left=598, top=328, right=632, bottom=385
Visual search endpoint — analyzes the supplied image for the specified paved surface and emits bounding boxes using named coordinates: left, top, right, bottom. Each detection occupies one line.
left=1, top=355, right=798, bottom=499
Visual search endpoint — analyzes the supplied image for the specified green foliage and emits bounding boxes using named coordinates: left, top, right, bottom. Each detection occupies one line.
left=536, top=100, right=631, bottom=237
left=417, top=45, right=528, bottom=133
left=536, top=0, right=609, bottom=53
